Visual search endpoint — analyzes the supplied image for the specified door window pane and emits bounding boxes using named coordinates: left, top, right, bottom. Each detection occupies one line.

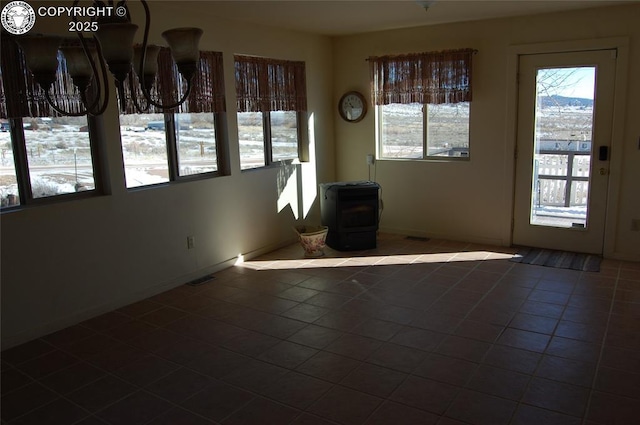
left=120, top=113, right=170, bottom=188
left=530, top=66, right=595, bottom=228
left=23, top=117, right=95, bottom=198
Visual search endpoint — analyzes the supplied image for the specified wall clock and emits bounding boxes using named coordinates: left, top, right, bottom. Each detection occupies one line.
left=338, top=91, right=367, bottom=123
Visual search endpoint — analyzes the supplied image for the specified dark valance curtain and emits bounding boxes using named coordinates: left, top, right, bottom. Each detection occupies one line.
left=122, top=49, right=225, bottom=114
left=368, top=48, right=476, bottom=106
left=234, top=55, right=307, bottom=113
left=0, top=36, right=87, bottom=118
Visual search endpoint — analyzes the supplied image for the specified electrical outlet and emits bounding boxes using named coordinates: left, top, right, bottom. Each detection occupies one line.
left=187, top=236, right=195, bottom=249
left=632, top=219, right=640, bottom=232
left=366, top=154, right=375, bottom=165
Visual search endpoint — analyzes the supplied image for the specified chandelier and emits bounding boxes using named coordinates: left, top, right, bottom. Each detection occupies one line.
left=14, top=0, right=203, bottom=116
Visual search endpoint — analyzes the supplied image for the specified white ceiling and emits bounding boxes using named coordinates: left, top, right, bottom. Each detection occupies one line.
left=185, top=0, right=637, bottom=36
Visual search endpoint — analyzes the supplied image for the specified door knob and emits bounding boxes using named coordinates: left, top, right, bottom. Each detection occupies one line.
left=599, top=167, right=608, bottom=175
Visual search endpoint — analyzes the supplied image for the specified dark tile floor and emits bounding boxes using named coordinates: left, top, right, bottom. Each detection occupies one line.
left=2, top=234, right=640, bottom=425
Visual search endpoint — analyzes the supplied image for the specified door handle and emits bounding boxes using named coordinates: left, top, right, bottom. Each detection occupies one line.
left=599, top=167, right=609, bottom=175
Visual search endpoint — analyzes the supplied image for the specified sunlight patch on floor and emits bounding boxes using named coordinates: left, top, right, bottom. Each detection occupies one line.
left=239, top=250, right=516, bottom=271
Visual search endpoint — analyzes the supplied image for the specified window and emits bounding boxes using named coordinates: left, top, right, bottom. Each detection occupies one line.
left=120, top=110, right=226, bottom=188
left=0, top=37, right=104, bottom=209
left=0, top=116, right=102, bottom=207
left=174, top=112, right=219, bottom=176
left=236, top=110, right=301, bottom=169
left=370, top=48, right=475, bottom=160
left=237, top=111, right=265, bottom=169
left=235, top=55, right=307, bottom=170
left=1, top=42, right=228, bottom=204
left=270, top=111, right=300, bottom=161
left=0, top=120, right=19, bottom=207
left=379, top=102, right=470, bottom=158
left=120, top=113, right=170, bottom=188
left=119, top=50, right=228, bottom=188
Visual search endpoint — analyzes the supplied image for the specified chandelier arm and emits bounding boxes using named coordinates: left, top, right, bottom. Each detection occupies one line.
left=137, top=0, right=193, bottom=111
left=71, top=0, right=110, bottom=116
left=138, top=0, right=152, bottom=106
left=116, top=80, right=128, bottom=113
left=144, top=78, right=193, bottom=111
left=43, top=90, right=90, bottom=117
left=45, top=0, right=195, bottom=115
left=77, top=31, right=111, bottom=116
left=31, top=0, right=109, bottom=117
left=93, top=38, right=111, bottom=115
left=128, top=72, right=150, bottom=113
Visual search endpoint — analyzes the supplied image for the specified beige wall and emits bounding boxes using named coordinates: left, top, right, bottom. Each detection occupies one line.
left=0, top=1, right=334, bottom=347
left=332, top=4, right=640, bottom=259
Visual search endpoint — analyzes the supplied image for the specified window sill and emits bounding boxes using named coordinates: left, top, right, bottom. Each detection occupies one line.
left=240, top=158, right=299, bottom=172
left=377, top=156, right=471, bottom=162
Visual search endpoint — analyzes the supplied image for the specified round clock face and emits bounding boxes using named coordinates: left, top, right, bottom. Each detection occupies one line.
left=339, top=91, right=367, bottom=122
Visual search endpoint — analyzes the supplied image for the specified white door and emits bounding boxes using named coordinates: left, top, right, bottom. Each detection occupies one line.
left=513, top=50, right=617, bottom=254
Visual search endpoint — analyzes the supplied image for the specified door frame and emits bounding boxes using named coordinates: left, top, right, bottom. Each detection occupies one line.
left=505, top=37, right=629, bottom=258
left=514, top=50, right=615, bottom=254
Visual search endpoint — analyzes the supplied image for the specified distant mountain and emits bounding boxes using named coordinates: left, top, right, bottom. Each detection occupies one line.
left=539, top=95, right=593, bottom=108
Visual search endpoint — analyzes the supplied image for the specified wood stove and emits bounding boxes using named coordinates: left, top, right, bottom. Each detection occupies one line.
left=320, top=181, right=380, bottom=251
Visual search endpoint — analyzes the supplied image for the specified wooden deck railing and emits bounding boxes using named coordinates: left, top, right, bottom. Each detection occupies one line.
left=534, top=150, right=591, bottom=207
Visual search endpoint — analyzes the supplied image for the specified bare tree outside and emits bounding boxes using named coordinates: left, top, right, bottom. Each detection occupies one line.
left=535, top=67, right=594, bottom=145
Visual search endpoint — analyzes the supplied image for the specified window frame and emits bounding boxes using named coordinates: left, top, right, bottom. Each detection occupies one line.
left=376, top=102, right=471, bottom=161
left=238, top=110, right=304, bottom=171
left=166, top=110, right=230, bottom=181
left=1, top=114, right=107, bottom=211
left=118, top=110, right=230, bottom=190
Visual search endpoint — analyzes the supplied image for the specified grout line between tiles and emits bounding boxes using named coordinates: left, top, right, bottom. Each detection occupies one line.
left=580, top=262, right=622, bottom=425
